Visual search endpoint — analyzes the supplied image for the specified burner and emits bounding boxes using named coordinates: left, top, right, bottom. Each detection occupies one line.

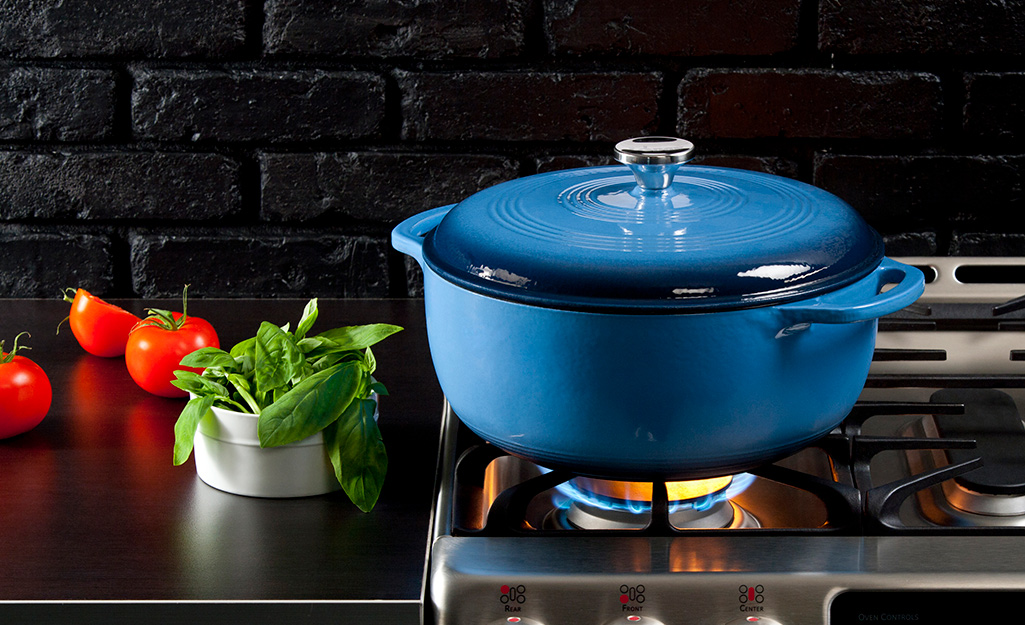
left=547, top=474, right=760, bottom=530
left=548, top=499, right=761, bottom=530
left=903, top=389, right=1025, bottom=526
left=464, top=436, right=844, bottom=534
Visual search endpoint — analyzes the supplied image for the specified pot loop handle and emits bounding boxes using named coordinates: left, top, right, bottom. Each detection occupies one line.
left=778, top=258, right=926, bottom=325
left=391, top=204, right=455, bottom=266
left=614, top=136, right=695, bottom=192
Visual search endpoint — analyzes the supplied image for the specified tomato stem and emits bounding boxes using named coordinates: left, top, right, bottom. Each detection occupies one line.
left=181, top=284, right=189, bottom=326
left=0, top=332, right=31, bottom=364
left=141, top=284, right=191, bottom=332
left=56, top=288, right=77, bottom=334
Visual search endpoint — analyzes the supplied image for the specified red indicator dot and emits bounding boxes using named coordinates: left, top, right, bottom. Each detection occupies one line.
left=507, top=618, right=521, bottom=623
left=620, top=594, right=630, bottom=604
left=627, top=617, right=642, bottom=622
left=500, top=585, right=510, bottom=594
left=748, top=587, right=756, bottom=601
left=747, top=618, right=760, bottom=622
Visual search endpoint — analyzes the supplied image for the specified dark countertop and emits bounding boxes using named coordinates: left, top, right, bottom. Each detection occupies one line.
left=0, top=299, right=442, bottom=624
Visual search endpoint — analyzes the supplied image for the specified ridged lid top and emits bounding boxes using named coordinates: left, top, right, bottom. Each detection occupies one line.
left=421, top=137, right=884, bottom=312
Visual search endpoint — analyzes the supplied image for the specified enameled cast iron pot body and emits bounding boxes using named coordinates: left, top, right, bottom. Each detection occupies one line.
left=393, top=138, right=924, bottom=480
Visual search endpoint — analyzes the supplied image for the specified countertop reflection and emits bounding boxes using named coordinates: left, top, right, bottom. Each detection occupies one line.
left=0, top=298, right=442, bottom=603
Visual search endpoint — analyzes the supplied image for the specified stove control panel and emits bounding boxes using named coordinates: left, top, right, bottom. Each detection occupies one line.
left=432, top=534, right=1025, bottom=625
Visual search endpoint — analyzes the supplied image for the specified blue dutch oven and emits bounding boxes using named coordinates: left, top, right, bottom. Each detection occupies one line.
left=393, top=137, right=924, bottom=480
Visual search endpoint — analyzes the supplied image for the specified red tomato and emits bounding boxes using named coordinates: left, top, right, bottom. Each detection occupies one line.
left=125, top=307, right=219, bottom=398
left=0, top=336, right=52, bottom=439
left=63, top=288, right=140, bottom=357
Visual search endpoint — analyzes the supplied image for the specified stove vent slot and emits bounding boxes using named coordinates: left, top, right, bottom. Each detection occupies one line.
left=872, top=348, right=946, bottom=362
left=955, top=264, right=1025, bottom=285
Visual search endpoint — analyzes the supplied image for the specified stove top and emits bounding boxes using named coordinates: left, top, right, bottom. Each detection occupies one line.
left=429, top=257, right=1025, bottom=625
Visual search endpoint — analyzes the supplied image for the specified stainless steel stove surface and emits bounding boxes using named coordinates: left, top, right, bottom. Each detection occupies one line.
left=429, top=258, right=1025, bottom=625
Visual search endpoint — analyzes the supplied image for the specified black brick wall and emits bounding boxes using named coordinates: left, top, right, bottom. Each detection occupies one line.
left=0, top=0, right=1022, bottom=298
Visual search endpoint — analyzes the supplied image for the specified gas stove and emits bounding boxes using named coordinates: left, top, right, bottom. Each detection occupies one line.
left=428, top=257, right=1025, bottom=625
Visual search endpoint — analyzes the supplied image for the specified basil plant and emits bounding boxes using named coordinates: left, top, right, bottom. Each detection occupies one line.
left=171, top=299, right=402, bottom=512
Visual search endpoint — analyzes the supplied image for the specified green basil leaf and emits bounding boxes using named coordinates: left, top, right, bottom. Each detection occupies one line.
left=311, top=355, right=335, bottom=373
left=170, top=371, right=207, bottom=395
left=227, top=372, right=250, bottom=393
left=363, top=346, right=376, bottom=375
left=180, top=346, right=236, bottom=370
left=368, top=381, right=389, bottom=397
left=297, top=337, right=323, bottom=354
left=202, top=366, right=230, bottom=382
left=295, top=298, right=318, bottom=342
left=230, top=337, right=257, bottom=374
left=230, top=336, right=254, bottom=357
left=227, top=373, right=261, bottom=414
left=171, top=370, right=229, bottom=397
left=324, top=398, right=387, bottom=512
left=173, top=395, right=215, bottom=466
left=303, top=340, right=364, bottom=360
left=257, top=361, right=361, bottom=448
left=254, top=321, right=304, bottom=393
left=311, top=324, right=403, bottom=352
left=311, top=350, right=361, bottom=372
left=212, top=396, right=249, bottom=412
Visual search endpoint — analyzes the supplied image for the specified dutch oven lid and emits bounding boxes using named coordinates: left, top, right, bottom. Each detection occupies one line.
left=422, top=137, right=884, bottom=313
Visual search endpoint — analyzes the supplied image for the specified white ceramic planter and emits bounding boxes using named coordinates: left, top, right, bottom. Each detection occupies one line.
left=192, top=398, right=377, bottom=498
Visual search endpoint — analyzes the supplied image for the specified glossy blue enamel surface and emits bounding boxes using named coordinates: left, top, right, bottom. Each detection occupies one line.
left=393, top=201, right=924, bottom=476
left=415, top=262, right=922, bottom=480
left=422, top=165, right=883, bottom=312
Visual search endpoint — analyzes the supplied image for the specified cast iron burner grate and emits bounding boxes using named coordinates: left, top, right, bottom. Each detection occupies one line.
left=445, top=392, right=1025, bottom=537
left=449, top=430, right=860, bottom=537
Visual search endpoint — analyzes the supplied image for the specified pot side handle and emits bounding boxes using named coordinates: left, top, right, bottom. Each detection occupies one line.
left=390, top=204, right=455, bottom=266
left=778, top=257, right=925, bottom=325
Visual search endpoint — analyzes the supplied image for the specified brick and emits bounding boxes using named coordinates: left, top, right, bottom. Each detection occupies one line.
left=820, top=0, right=1025, bottom=55
left=0, top=226, right=115, bottom=297
left=536, top=153, right=798, bottom=178
left=881, top=232, right=938, bottom=257
left=404, top=257, right=424, bottom=298
left=129, top=230, right=390, bottom=297
left=132, top=69, right=386, bottom=143
left=0, top=0, right=245, bottom=58
left=964, top=73, right=1025, bottom=141
left=0, top=67, right=116, bottom=141
left=813, top=154, right=1025, bottom=228
left=260, top=152, right=520, bottom=223
left=679, top=69, right=942, bottom=139
left=950, top=233, right=1025, bottom=256
left=545, top=0, right=800, bottom=56
left=0, top=152, right=240, bottom=220
left=535, top=155, right=616, bottom=172
left=691, top=155, right=799, bottom=178
left=399, top=71, right=660, bottom=141
left=265, top=0, right=528, bottom=58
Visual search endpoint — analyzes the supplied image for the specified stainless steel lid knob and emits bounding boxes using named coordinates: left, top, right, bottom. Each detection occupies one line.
left=614, top=136, right=695, bottom=192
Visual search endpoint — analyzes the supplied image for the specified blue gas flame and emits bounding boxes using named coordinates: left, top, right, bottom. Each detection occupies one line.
left=550, top=473, right=756, bottom=515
